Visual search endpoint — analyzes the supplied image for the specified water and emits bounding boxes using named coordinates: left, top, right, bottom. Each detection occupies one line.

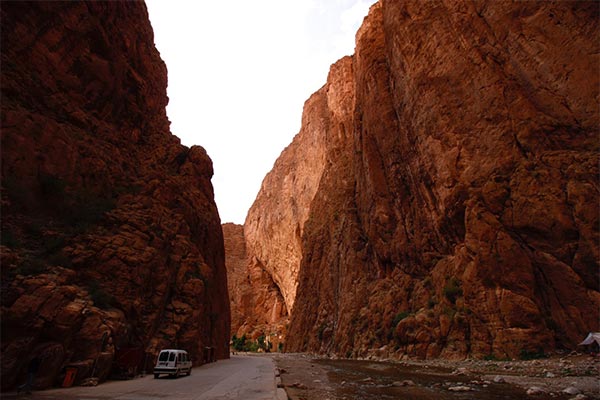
left=316, top=359, right=557, bottom=400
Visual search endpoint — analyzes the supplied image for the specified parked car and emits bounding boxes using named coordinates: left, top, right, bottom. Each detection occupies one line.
left=153, top=349, right=192, bottom=378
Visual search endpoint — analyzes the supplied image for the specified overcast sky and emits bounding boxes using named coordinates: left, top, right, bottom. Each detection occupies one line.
left=146, top=0, right=377, bottom=224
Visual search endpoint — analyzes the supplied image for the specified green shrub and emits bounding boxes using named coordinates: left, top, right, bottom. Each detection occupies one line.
left=519, top=349, right=547, bottom=360
left=423, top=276, right=433, bottom=288
left=257, top=335, right=266, bottom=351
left=246, top=342, right=259, bottom=352
left=231, top=334, right=263, bottom=352
left=392, top=311, right=410, bottom=327
left=42, top=235, right=65, bottom=254
left=88, top=280, right=115, bottom=309
left=39, top=174, right=66, bottom=197
left=232, top=334, right=246, bottom=352
left=17, top=257, right=46, bottom=276
left=47, top=251, right=72, bottom=268
left=427, top=297, right=436, bottom=309
left=1, top=230, right=19, bottom=248
left=317, top=324, right=327, bottom=341
left=443, top=277, right=463, bottom=303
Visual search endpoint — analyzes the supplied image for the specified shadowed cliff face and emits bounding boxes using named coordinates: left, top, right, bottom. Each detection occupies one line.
left=246, top=0, right=599, bottom=359
left=1, top=1, right=230, bottom=389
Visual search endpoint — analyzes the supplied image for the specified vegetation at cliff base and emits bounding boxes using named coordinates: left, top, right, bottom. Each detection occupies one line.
left=231, top=334, right=272, bottom=352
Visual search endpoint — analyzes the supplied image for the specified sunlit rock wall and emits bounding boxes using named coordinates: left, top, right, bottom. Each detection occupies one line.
left=249, top=0, right=599, bottom=359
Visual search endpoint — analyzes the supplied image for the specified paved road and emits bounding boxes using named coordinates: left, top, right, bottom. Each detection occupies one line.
left=6, top=355, right=285, bottom=400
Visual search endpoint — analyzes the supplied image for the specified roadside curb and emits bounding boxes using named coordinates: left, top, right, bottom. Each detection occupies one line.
left=276, top=387, right=288, bottom=400
left=275, top=367, right=288, bottom=400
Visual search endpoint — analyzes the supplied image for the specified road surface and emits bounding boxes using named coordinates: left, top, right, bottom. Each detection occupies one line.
left=6, top=354, right=286, bottom=400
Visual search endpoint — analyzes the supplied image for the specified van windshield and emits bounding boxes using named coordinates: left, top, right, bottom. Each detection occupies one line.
left=159, top=352, right=169, bottom=362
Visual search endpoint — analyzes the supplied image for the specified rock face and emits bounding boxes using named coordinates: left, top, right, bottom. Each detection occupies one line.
left=1, top=1, right=230, bottom=390
left=223, top=223, right=287, bottom=348
left=246, top=0, right=600, bottom=359
left=244, top=93, right=333, bottom=314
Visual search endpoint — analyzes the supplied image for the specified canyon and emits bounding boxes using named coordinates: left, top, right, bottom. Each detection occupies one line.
left=238, top=0, right=599, bottom=360
left=1, top=0, right=599, bottom=394
left=1, top=1, right=229, bottom=390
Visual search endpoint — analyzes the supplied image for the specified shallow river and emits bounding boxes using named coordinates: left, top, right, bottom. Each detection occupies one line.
left=277, top=355, right=577, bottom=400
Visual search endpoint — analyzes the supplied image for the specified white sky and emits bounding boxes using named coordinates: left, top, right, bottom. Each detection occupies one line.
left=146, top=0, right=377, bottom=224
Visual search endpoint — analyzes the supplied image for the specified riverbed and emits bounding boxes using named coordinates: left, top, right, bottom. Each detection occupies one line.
left=274, top=352, right=599, bottom=400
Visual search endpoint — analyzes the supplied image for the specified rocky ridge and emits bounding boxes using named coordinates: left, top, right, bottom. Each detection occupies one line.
left=1, top=1, right=229, bottom=390
left=244, top=0, right=600, bottom=360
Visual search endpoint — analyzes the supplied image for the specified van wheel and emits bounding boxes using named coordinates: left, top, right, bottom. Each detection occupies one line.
left=154, top=374, right=159, bottom=379
left=186, top=369, right=191, bottom=376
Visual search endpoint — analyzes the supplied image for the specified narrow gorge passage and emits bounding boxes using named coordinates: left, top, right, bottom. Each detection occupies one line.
left=1, top=0, right=598, bottom=398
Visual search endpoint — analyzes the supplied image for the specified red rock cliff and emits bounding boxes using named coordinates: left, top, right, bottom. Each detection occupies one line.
left=223, top=223, right=287, bottom=348
left=247, top=0, right=600, bottom=359
left=1, top=1, right=230, bottom=389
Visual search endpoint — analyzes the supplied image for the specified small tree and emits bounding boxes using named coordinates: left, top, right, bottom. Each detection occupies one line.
left=443, top=277, right=463, bottom=304
left=232, top=334, right=247, bottom=352
left=257, top=335, right=266, bottom=351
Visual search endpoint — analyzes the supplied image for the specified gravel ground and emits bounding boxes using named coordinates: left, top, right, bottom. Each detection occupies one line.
left=399, top=352, right=599, bottom=398
left=274, top=352, right=599, bottom=400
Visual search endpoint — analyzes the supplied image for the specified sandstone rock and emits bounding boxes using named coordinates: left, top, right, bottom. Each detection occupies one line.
left=223, top=223, right=288, bottom=348
left=452, top=367, right=470, bottom=376
left=392, top=380, right=415, bottom=387
left=247, top=0, right=599, bottom=359
left=80, top=377, right=99, bottom=387
left=288, top=382, right=308, bottom=390
left=571, top=394, right=588, bottom=400
left=563, top=386, right=582, bottom=395
left=1, top=1, right=229, bottom=390
left=526, top=386, right=546, bottom=396
left=493, top=375, right=506, bottom=383
left=448, top=386, right=473, bottom=392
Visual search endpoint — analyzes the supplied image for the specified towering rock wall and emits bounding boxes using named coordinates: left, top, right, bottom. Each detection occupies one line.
left=244, top=84, right=333, bottom=313
left=1, top=1, right=230, bottom=389
left=241, top=54, right=355, bottom=347
left=223, top=223, right=287, bottom=346
left=248, top=0, right=600, bottom=359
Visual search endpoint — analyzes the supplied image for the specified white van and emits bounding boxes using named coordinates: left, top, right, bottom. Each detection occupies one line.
left=153, top=349, right=192, bottom=378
